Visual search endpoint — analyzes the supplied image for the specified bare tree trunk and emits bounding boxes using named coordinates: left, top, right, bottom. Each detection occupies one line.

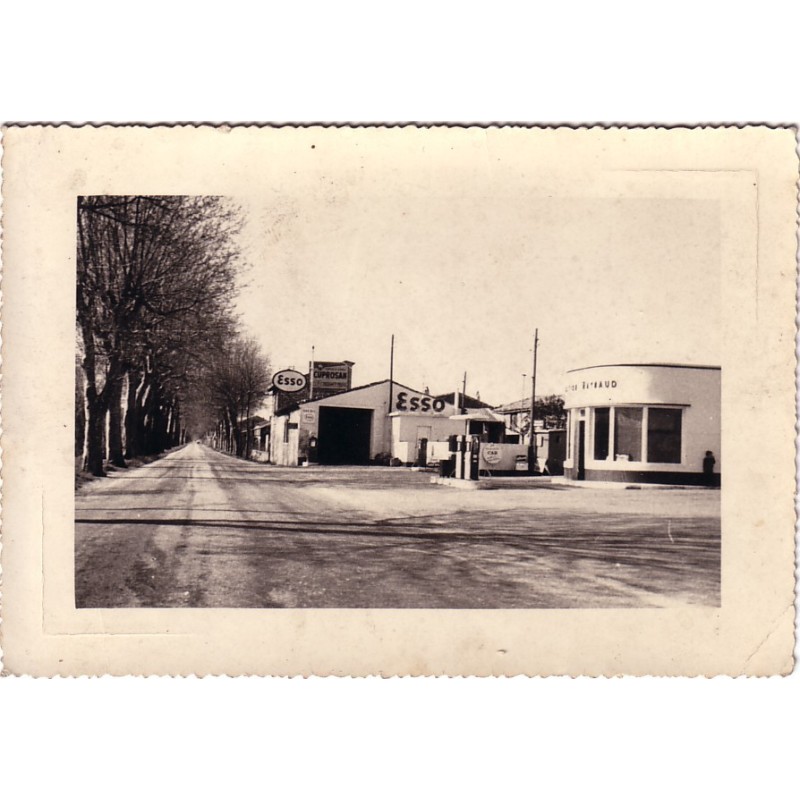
left=232, top=405, right=244, bottom=457
left=75, top=366, right=86, bottom=457
left=156, top=401, right=170, bottom=453
left=80, top=320, right=107, bottom=476
left=135, top=378, right=151, bottom=457
left=75, top=402, right=86, bottom=458
left=168, top=402, right=181, bottom=447
left=166, top=405, right=174, bottom=447
left=244, top=396, right=252, bottom=459
left=83, top=395, right=107, bottom=476
left=125, top=369, right=143, bottom=459
left=140, top=379, right=160, bottom=455
left=108, top=374, right=126, bottom=468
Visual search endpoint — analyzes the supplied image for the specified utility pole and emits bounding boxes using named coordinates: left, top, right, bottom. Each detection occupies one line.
left=388, top=334, right=395, bottom=410
left=462, top=371, right=467, bottom=413
left=530, top=329, right=539, bottom=473
left=387, top=335, right=395, bottom=460
left=309, top=345, right=315, bottom=401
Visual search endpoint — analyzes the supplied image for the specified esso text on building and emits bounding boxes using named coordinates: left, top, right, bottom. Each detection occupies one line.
left=395, top=392, right=447, bottom=413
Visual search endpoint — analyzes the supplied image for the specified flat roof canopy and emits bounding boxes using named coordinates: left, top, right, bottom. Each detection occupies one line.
left=449, top=409, right=504, bottom=423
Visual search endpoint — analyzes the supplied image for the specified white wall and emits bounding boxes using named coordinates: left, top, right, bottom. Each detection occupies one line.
left=270, top=414, right=300, bottom=466
left=479, top=443, right=529, bottom=471
left=391, top=414, right=463, bottom=463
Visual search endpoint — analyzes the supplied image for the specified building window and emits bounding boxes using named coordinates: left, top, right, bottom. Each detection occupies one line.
left=593, top=407, right=610, bottom=460
left=614, top=407, right=642, bottom=462
left=647, top=407, right=682, bottom=463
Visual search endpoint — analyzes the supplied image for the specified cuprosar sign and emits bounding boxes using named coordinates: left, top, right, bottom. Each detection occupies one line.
left=273, top=369, right=308, bottom=394
left=312, top=362, right=352, bottom=394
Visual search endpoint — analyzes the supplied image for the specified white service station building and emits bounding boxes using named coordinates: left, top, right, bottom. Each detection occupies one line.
left=562, top=363, right=721, bottom=485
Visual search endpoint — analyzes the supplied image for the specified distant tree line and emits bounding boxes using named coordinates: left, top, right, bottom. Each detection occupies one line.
left=537, top=394, right=566, bottom=425
left=518, top=394, right=566, bottom=437
left=200, top=335, right=272, bottom=457
left=76, top=195, right=271, bottom=476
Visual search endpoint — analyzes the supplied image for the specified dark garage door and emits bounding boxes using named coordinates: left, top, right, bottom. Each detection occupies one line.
left=318, top=407, right=373, bottom=465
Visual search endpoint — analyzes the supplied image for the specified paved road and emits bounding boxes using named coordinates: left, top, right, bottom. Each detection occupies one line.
left=75, top=442, right=720, bottom=608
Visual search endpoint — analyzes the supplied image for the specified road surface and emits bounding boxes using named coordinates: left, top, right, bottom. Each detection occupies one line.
left=75, top=442, right=720, bottom=608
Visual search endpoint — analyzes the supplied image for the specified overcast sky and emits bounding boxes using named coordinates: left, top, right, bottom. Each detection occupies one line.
left=233, top=167, right=720, bottom=405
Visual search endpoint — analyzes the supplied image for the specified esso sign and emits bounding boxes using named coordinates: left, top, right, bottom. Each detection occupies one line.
left=273, top=369, right=308, bottom=393
left=395, top=391, right=446, bottom=414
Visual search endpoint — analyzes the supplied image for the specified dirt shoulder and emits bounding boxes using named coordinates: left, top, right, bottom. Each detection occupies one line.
left=75, top=445, right=187, bottom=493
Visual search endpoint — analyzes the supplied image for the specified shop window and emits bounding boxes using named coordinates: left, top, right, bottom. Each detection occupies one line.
left=593, top=407, right=610, bottom=460
left=647, top=407, right=682, bottom=463
left=614, top=407, right=642, bottom=462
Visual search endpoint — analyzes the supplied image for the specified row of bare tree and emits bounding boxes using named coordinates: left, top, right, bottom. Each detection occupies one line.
left=76, top=195, right=272, bottom=476
left=201, top=337, right=273, bottom=457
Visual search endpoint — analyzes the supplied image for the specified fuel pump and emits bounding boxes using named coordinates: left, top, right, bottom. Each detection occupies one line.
left=307, top=435, right=319, bottom=464
left=469, top=435, right=481, bottom=480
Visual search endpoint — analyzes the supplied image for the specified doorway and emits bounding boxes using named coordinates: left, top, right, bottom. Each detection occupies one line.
left=577, top=420, right=586, bottom=480
left=318, top=407, right=373, bottom=465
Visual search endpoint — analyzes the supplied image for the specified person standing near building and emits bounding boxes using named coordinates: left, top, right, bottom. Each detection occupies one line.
left=703, top=450, right=716, bottom=486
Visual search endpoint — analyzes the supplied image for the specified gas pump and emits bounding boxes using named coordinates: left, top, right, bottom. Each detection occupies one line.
left=468, top=435, right=480, bottom=480
left=416, top=437, right=428, bottom=467
left=454, top=435, right=467, bottom=479
left=453, top=435, right=480, bottom=481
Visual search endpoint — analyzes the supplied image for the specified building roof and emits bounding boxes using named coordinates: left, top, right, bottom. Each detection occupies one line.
left=494, top=398, right=539, bottom=414
left=567, top=363, right=721, bottom=373
left=450, top=408, right=505, bottom=423
left=435, top=391, right=492, bottom=409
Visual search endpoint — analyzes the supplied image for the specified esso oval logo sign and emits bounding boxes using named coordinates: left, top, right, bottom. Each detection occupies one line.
left=273, top=369, right=308, bottom=393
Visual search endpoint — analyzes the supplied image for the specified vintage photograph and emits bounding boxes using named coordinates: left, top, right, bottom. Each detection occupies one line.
left=4, top=11, right=798, bottom=800
left=74, top=181, right=721, bottom=609
left=3, top=124, right=794, bottom=677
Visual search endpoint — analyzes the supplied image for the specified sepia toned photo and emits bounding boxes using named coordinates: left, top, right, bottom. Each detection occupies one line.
left=74, top=193, right=721, bottom=611
left=1, top=124, right=796, bottom=675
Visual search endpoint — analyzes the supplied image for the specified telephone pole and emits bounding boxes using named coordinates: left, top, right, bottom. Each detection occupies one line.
left=529, top=329, right=539, bottom=473
left=309, top=345, right=315, bottom=401
left=388, top=334, right=395, bottom=410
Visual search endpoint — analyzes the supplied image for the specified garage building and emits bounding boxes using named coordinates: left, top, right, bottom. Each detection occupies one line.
left=270, top=380, right=462, bottom=466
